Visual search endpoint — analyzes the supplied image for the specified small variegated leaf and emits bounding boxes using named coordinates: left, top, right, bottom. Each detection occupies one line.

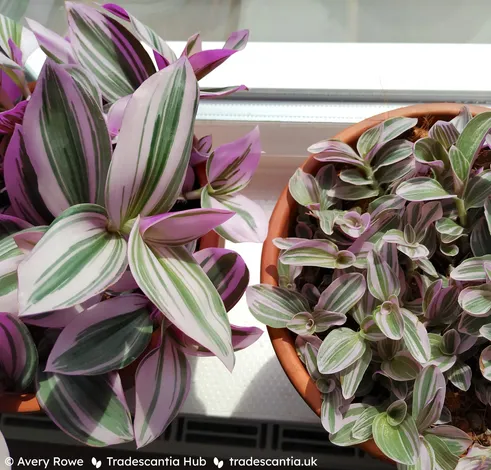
left=375, top=158, right=415, bottom=185
left=360, top=316, right=386, bottom=342
left=372, top=139, right=413, bottom=171
left=317, top=328, right=367, bottom=375
left=351, top=405, right=378, bottom=441
left=458, top=313, right=491, bottom=336
left=479, top=345, right=491, bottom=381
left=413, top=138, right=448, bottom=168
left=448, top=145, right=468, bottom=193
left=429, top=121, right=459, bottom=150
left=454, top=444, right=491, bottom=470
left=329, top=403, right=371, bottom=446
left=396, top=178, right=456, bottom=202
left=367, top=250, right=400, bottom=302
left=374, top=298, right=405, bottom=340
left=401, top=309, right=431, bottom=364
left=339, top=169, right=372, bottom=186
left=428, top=335, right=457, bottom=372
left=423, top=434, right=459, bottom=470
left=357, top=123, right=382, bottom=158
left=311, top=140, right=365, bottom=168
left=412, top=365, right=445, bottom=423
left=339, top=346, right=372, bottom=399
left=458, top=284, right=491, bottom=316
left=425, top=425, right=472, bottom=457
left=451, top=255, right=491, bottom=281
left=464, top=170, right=491, bottom=209
left=451, top=106, right=472, bottom=133
left=320, top=388, right=344, bottom=433
left=315, top=273, right=366, bottom=315
left=288, top=169, right=319, bottom=207
left=332, top=184, right=379, bottom=201
left=381, top=351, right=422, bottom=381
left=447, top=361, right=471, bottom=391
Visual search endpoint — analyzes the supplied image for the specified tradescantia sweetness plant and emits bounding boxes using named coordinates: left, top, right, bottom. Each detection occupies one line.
left=248, top=108, right=491, bottom=468
left=0, top=1, right=267, bottom=458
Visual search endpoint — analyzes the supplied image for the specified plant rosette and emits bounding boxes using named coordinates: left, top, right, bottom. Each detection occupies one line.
left=0, top=1, right=267, bottom=460
left=250, top=103, right=491, bottom=468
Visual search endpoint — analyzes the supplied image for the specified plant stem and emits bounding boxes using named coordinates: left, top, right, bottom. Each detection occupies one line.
left=455, top=198, right=468, bottom=227
left=185, top=187, right=204, bottom=200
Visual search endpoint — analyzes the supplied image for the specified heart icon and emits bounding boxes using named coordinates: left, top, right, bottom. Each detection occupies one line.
left=213, top=457, right=224, bottom=468
left=91, top=457, right=102, bottom=468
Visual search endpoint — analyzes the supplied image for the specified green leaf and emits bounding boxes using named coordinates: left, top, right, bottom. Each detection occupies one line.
left=329, top=403, right=372, bottom=446
left=315, top=273, right=366, bottom=314
left=367, top=250, right=400, bottom=302
left=339, top=169, right=373, bottom=186
left=381, top=352, right=421, bottom=381
left=413, top=138, right=448, bottom=168
left=448, top=145, right=468, bottom=192
left=372, top=412, right=420, bottom=465
left=423, top=434, right=459, bottom=470
left=288, top=169, right=319, bottom=207
left=351, top=405, right=379, bottom=440
left=396, top=178, right=456, bottom=202
left=464, top=170, right=491, bottom=209
left=357, top=123, right=382, bottom=158
left=339, top=346, right=372, bottom=399
left=447, top=360, right=471, bottom=392
left=372, top=139, right=413, bottom=171
left=412, top=365, right=446, bottom=425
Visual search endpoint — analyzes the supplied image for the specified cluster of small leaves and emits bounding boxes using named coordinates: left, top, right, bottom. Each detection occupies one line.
left=0, top=1, right=266, bottom=458
left=248, top=108, right=491, bottom=468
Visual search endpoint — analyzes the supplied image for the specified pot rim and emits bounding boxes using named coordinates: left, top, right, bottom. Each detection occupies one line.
left=260, top=102, right=490, bottom=462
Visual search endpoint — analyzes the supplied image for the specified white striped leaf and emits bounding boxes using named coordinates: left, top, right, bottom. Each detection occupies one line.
left=67, top=2, right=155, bottom=103
left=18, top=204, right=128, bottom=316
left=351, top=405, right=378, bottom=441
left=396, top=178, right=455, bottom=201
left=464, top=170, right=491, bottom=209
left=310, top=140, right=364, bottom=168
left=128, top=218, right=234, bottom=370
left=367, top=250, right=400, bottom=302
left=401, top=309, right=430, bottom=364
left=288, top=169, right=320, bottom=207
left=412, top=365, right=446, bottom=427
left=415, top=258, right=438, bottom=277
left=372, top=412, right=420, bottom=465
left=318, top=328, right=367, bottom=375
left=425, top=425, right=472, bottom=457
left=36, top=370, right=133, bottom=447
left=381, top=352, right=422, bottom=381
left=429, top=121, right=459, bottom=150
left=195, top=247, right=249, bottom=312
left=329, top=403, right=371, bottom=446
left=25, top=18, right=75, bottom=64
left=0, top=312, right=37, bottom=391
left=450, top=255, right=491, bottom=281
left=357, top=123, right=382, bottom=158
left=458, top=285, right=491, bottom=316
left=105, top=58, right=198, bottom=228
left=321, top=388, right=344, bottom=434
left=0, top=12, right=21, bottom=57
left=272, top=237, right=309, bottom=250
left=311, top=310, right=346, bottom=332
left=287, top=311, right=315, bottom=336
left=423, top=434, right=459, bottom=470
left=480, top=345, right=491, bottom=381
left=0, top=237, right=25, bottom=314
left=134, top=332, right=190, bottom=448
left=372, top=140, right=413, bottom=171
left=375, top=157, right=416, bottom=185
left=397, top=437, right=436, bottom=470
left=447, top=360, right=471, bottom=391
left=456, top=112, right=491, bottom=177
left=246, top=284, right=310, bottom=328
left=23, top=60, right=112, bottom=217
left=339, top=346, right=372, bottom=399
left=451, top=106, right=472, bottom=133
left=360, top=315, right=386, bottom=342
left=206, top=127, right=261, bottom=196
left=413, top=138, right=448, bottom=169
left=448, top=145, right=468, bottom=193
left=339, top=169, right=372, bottom=186
left=46, top=295, right=152, bottom=375
left=102, top=3, right=177, bottom=64
left=315, top=273, right=366, bottom=315
left=374, top=298, right=405, bottom=340
left=435, top=217, right=463, bottom=237
left=458, top=313, right=491, bottom=336
left=428, top=335, right=457, bottom=372
left=201, top=190, right=268, bottom=243
left=381, top=117, right=418, bottom=142
left=4, top=125, right=53, bottom=225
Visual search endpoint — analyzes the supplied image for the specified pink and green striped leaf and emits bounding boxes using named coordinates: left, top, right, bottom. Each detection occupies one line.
left=372, top=412, right=420, bottom=465
left=201, top=190, right=268, bottom=243
left=428, top=335, right=457, bottom=372
left=480, top=345, right=491, bottom=381
left=0, top=312, right=37, bottom=391
left=412, top=364, right=446, bottom=428
left=454, top=444, right=491, bottom=470
left=339, top=346, right=372, bottom=399
left=401, top=309, right=430, bottom=364
left=288, top=169, right=320, bottom=207
left=36, top=370, right=133, bottom=447
left=451, top=106, right=472, bottom=133
left=134, top=333, right=190, bottom=448
left=374, top=298, right=405, bottom=340
left=23, top=60, right=111, bottom=216
left=413, top=138, right=447, bottom=169
left=357, top=123, right=383, bottom=158
left=105, top=58, right=199, bottom=228
left=447, top=360, right=471, bottom=392
left=67, top=2, right=156, bottom=103
left=195, top=247, right=249, bottom=312
left=397, top=437, right=436, bottom=470
left=372, top=140, right=413, bottom=171
left=320, top=388, right=344, bottom=434
left=396, top=178, right=456, bottom=202
left=464, top=170, right=491, bottom=209
left=137, top=208, right=234, bottom=246
left=4, top=125, right=53, bottom=225
left=458, top=285, right=491, bottom=316
left=246, top=284, right=310, bottom=328
left=315, top=273, right=366, bottom=315
left=381, top=352, right=422, bottom=381
left=182, top=33, right=202, bottom=57
left=46, top=295, right=152, bottom=375
left=206, top=127, right=261, bottom=195
left=18, top=204, right=128, bottom=316
left=329, top=403, right=372, bottom=446
left=423, top=434, right=459, bottom=470
left=311, top=140, right=365, bottom=168
left=448, top=145, right=469, bottom=193
left=429, top=121, right=459, bottom=150
left=128, top=218, right=234, bottom=370
left=450, top=255, right=491, bottom=281
left=425, top=425, right=472, bottom=457
left=287, top=311, right=315, bottom=336
left=351, top=405, right=378, bottom=441
left=367, top=250, right=400, bottom=302
left=317, top=328, right=367, bottom=375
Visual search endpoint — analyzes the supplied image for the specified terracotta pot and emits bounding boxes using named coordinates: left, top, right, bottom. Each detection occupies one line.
left=261, top=103, right=490, bottom=463
left=0, top=161, right=222, bottom=414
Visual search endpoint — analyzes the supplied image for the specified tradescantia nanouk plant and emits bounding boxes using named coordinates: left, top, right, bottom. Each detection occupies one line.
left=0, top=1, right=267, bottom=458
left=248, top=108, right=491, bottom=468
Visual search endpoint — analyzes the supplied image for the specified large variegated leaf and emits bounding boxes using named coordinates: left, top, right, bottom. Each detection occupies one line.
left=429, top=121, right=459, bottom=150
left=0, top=312, right=37, bottom=390
left=134, top=333, right=190, bottom=448
left=321, top=388, right=344, bottom=433
left=195, top=247, right=249, bottom=312
left=450, top=255, right=491, bottom=281
left=23, top=60, right=111, bottom=216
left=372, top=140, right=413, bottom=171
left=315, top=273, right=366, bottom=314
left=36, top=370, right=133, bottom=446
left=138, top=208, right=234, bottom=246
left=448, top=145, right=468, bottom=193
left=246, top=284, right=309, bottom=328
left=464, top=170, right=491, bottom=209
left=105, top=58, right=198, bottom=227
left=201, top=190, right=268, bottom=243
left=412, top=365, right=445, bottom=428
left=206, top=127, right=261, bottom=195
left=367, top=250, right=400, bottom=302
left=311, top=140, right=365, bottom=168
left=374, top=297, right=404, bottom=340
left=329, top=403, right=372, bottom=446
left=351, top=405, right=378, bottom=441
left=102, top=3, right=177, bottom=64
left=424, top=434, right=459, bottom=470
left=357, top=123, right=382, bottom=158
left=480, top=345, right=491, bottom=381
left=25, top=18, right=75, bottom=64
left=373, top=412, right=420, bottom=465
left=459, top=285, right=491, bottom=316
left=456, top=111, right=491, bottom=177
left=67, top=2, right=155, bottom=103
left=425, top=425, right=472, bottom=457
left=402, top=309, right=430, bottom=363
left=128, top=218, right=234, bottom=370
left=396, top=178, right=455, bottom=201
left=46, top=295, right=152, bottom=375
left=317, top=328, right=367, bottom=374
left=288, top=169, right=320, bottom=207
left=448, top=360, right=471, bottom=391
left=339, top=346, right=372, bottom=399
left=4, top=124, right=52, bottom=225
left=381, top=352, right=421, bottom=381
left=18, top=204, right=128, bottom=316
